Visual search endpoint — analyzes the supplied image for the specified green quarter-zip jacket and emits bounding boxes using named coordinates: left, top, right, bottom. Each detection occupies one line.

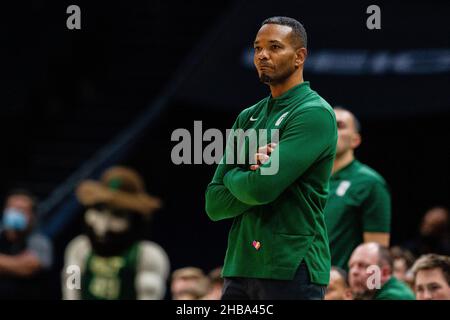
left=205, top=82, right=337, bottom=285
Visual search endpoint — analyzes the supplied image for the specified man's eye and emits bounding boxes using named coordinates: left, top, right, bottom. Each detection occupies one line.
left=271, top=45, right=280, bottom=50
left=429, top=284, right=441, bottom=292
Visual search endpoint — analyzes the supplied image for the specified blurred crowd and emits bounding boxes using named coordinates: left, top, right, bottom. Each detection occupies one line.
left=0, top=168, right=448, bottom=301
left=0, top=108, right=449, bottom=300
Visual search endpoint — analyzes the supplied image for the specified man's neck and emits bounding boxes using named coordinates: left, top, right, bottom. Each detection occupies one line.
left=269, top=72, right=303, bottom=98
left=332, top=151, right=355, bottom=174
left=381, top=275, right=392, bottom=287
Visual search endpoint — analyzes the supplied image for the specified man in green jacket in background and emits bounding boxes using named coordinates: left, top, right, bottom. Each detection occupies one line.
left=205, top=16, right=337, bottom=299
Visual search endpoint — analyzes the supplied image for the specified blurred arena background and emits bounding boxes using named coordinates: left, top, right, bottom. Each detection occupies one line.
left=0, top=0, right=448, bottom=299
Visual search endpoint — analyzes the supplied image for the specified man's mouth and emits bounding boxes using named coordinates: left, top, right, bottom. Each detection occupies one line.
left=259, top=64, right=272, bottom=69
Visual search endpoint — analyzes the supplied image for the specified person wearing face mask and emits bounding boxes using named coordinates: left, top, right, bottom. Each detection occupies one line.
left=62, top=166, right=169, bottom=300
left=0, top=189, right=53, bottom=299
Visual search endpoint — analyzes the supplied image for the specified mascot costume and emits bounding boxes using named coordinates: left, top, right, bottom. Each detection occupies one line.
left=62, top=166, right=169, bottom=300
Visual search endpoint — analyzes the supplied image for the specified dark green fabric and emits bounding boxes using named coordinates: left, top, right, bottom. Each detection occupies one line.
left=324, top=160, right=391, bottom=269
left=374, top=277, right=415, bottom=300
left=205, top=82, right=337, bottom=285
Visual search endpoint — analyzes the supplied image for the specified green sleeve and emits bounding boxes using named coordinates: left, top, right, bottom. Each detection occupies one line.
left=223, top=107, right=336, bottom=205
left=205, top=116, right=253, bottom=221
left=361, top=181, right=391, bottom=232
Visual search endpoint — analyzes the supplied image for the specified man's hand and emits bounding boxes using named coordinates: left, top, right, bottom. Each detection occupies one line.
left=250, top=143, right=277, bottom=171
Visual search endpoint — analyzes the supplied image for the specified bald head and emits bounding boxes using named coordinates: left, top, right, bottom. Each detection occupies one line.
left=350, top=242, right=392, bottom=268
left=348, top=243, right=393, bottom=299
left=350, top=243, right=380, bottom=267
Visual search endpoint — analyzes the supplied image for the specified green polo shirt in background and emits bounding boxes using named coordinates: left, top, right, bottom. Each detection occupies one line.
left=324, top=159, right=391, bottom=270
left=374, top=276, right=415, bottom=300
left=205, top=82, right=337, bottom=285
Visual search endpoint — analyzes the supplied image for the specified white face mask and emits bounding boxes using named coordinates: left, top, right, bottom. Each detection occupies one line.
left=84, top=207, right=130, bottom=239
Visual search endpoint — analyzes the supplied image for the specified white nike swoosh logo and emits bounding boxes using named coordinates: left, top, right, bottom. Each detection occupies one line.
left=250, top=116, right=258, bottom=121
left=275, top=112, right=289, bottom=126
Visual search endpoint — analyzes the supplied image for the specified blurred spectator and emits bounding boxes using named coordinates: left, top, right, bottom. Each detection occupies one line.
left=412, top=254, right=450, bottom=300
left=0, top=189, right=53, bottom=299
left=390, top=246, right=415, bottom=287
left=404, top=206, right=450, bottom=257
left=324, top=107, right=391, bottom=270
left=201, top=266, right=224, bottom=300
left=348, top=242, right=415, bottom=300
left=171, top=267, right=209, bottom=300
left=324, top=266, right=353, bottom=300
left=62, top=166, right=169, bottom=300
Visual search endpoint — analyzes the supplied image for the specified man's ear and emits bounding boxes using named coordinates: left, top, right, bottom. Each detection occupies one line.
left=351, top=133, right=362, bottom=149
left=381, top=264, right=392, bottom=282
left=295, top=47, right=307, bottom=67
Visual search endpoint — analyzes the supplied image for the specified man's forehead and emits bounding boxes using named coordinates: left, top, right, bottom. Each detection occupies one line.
left=255, top=24, right=293, bottom=42
left=7, top=195, right=33, bottom=206
left=417, top=268, right=447, bottom=281
left=335, top=109, right=353, bottom=121
left=335, top=109, right=358, bottom=130
left=352, top=245, right=379, bottom=262
left=6, top=195, right=34, bottom=215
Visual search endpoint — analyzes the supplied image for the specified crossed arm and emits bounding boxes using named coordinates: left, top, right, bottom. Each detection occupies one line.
left=0, top=251, right=42, bottom=277
left=205, top=107, right=335, bottom=220
left=205, top=120, right=254, bottom=221
left=0, top=233, right=51, bottom=277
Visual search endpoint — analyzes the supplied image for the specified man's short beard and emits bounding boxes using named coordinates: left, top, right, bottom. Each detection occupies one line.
left=259, top=73, right=273, bottom=84
left=259, top=67, right=295, bottom=86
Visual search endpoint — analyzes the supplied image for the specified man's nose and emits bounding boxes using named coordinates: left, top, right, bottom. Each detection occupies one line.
left=423, top=289, right=433, bottom=300
left=257, top=49, right=269, bottom=60
left=350, top=268, right=361, bottom=278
